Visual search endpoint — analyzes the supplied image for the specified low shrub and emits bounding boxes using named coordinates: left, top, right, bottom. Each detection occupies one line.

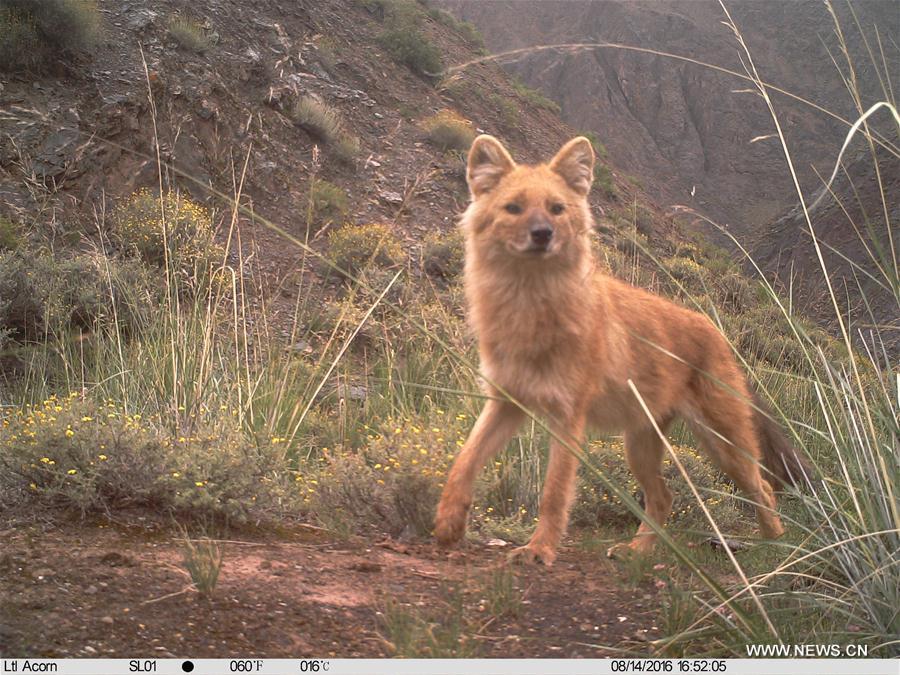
left=0, top=215, right=22, bottom=251
left=423, top=109, right=475, bottom=152
left=716, top=271, right=755, bottom=313
left=511, top=79, right=560, bottom=114
left=594, top=163, right=617, bottom=200
left=292, top=96, right=343, bottom=143
left=333, top=134, right=361, bottom=163
left=291, top=96, right=360, bottom=163
left=0, top=395, right=293, bottom=524
left=327, top=223, right=405, bottom=278
left=582, top=131, right=609, bottom=160
left=426, top=7, right=484, bottom=47
left=0, top=250, right=42, bottom=340
left=309, top=414, right=466, bottom=537
left=309, top=179, right=349, bottom=230
left=663, top=255, right=708, bottom=294
left=572, top=439, right=747, bottom=534
left=0, top=0, right=100, bottom=72
left=422, top=229, right=464, bottom=281
left=0, top=248, right=156, bottom=340
left=489, top=94, right=520, bottom=129
left=168, top=15, right=213, bottom=54
left=111, top=188, right=220, bottom=280
left=378, top=26, right=442, bottom=77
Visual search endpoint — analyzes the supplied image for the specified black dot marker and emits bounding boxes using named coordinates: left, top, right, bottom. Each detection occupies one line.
left=181, top=661, right=195, bottom=673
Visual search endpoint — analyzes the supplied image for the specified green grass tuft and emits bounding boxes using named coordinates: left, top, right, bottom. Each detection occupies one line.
left=0, top=215, right=22, bottom=251
left=309, top=179, right=350, bottom=230
left=168, top=15, right=213, bottom=53
left=0, top=0, right=100, bottom=71
left=378, top=27, right=442, bottom=77
left=511, top=78, right=561, bottom=114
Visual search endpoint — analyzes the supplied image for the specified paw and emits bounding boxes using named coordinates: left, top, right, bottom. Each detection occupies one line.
left=760, top=520, right=785, bottom=540
left=433, top=502, right=468, bottom=547
left=507, top=542, right=557, bottom=567
left=606, top=540, right=654, bottom=560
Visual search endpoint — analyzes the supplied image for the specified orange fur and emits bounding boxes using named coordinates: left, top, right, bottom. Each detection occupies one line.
left=434, top=135, right=789, bottom=565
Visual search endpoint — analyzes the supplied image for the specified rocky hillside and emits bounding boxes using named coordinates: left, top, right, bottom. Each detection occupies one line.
left=0, top=0, right=685, bottom=311
left=756, top=144, right=899, bottom=352
left=437, top=0, right=895, bottom=235
left=1, top=0, right=891, bottom=350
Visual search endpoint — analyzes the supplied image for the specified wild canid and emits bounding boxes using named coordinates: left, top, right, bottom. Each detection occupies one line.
left=433, top=135, right=808, bottom=565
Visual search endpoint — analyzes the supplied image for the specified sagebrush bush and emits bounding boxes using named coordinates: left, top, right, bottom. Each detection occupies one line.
left=0, top=395, right=293, bottom=523
left=378, top=26, right=442, bottom=77
left=0, top=0, right=100, bottom=71
left=309, top=415, right=466, bottom=537
left=309, top=179, right=349, bottom=230
left=423, top=109, right=475, bottom=152
left=0, top=248, right=156, bottom=340
left=327, top=223, right=405, bottom=278
left=111, top=188, right=220, bottom=279
left=571, top=440, right=746, bottom=534
left=0, top=215, right=21, bottom=251
left=422, top=229, right=464, bottom=281
left=168, top=15, right=213, bottom=54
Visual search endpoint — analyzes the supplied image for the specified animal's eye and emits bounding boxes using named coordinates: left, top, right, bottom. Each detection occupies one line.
left=549, top=203, right=565, bottom=215
left=504, top=203, right=522, bottom=215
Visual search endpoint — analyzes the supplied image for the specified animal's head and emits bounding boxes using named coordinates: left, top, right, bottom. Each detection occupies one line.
left=462, top=135, right=595, bottom=267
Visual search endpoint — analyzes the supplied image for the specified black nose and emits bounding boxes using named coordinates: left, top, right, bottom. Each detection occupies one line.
left=530, top=226, right=553, bottom=247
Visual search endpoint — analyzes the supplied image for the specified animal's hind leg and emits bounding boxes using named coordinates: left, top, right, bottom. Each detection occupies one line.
left=691, top=403, right=784, bottom=540
left=607, top=421, right=673, bottom=559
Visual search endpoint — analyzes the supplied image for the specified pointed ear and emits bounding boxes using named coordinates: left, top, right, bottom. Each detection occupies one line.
left=467, top=135, right=516, bottom=198
left=549, top=137, right=594, bottom=196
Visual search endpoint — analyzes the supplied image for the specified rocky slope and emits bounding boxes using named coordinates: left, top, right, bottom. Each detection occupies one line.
left=438, top=0, right=895, bottom=236
left=0, top=0, right=676, bottom=310
left=756, top=144, right=899, bottom=353
left=1, top=0, right=892, bottom=346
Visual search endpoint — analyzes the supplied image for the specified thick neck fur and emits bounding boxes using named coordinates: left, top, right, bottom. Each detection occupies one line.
left=462, top=216, right=601, bottom=364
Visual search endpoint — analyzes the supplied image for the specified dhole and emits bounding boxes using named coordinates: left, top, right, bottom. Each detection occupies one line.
left=433, top=135, right=807, bottom=565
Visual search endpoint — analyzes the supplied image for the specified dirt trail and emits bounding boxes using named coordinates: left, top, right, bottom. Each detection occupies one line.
left=0, top=517, right=663, bottom=658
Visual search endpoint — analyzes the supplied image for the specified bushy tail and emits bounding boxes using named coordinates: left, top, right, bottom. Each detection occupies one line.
left=751, top=389, right=813, bottom=488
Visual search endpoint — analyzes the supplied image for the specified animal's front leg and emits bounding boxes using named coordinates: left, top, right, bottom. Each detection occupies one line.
left=509, top=413, right=585, bottom=567
left=435, top=399, right=524, bottom=546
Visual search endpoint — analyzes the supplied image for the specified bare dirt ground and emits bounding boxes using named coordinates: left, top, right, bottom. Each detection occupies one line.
left=0, top=514, right=664, bottom=658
